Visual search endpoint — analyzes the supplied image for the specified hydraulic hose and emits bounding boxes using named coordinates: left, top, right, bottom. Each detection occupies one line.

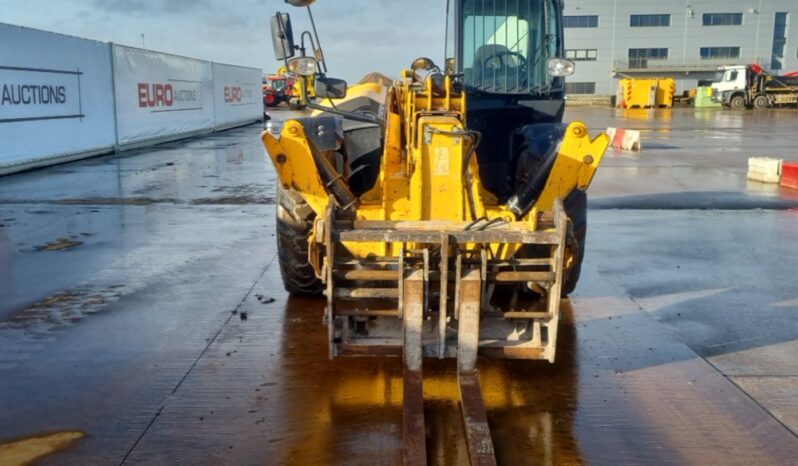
left=306, top=136, right=358, bottom=211
left=506, top=141, right=561, bottom=218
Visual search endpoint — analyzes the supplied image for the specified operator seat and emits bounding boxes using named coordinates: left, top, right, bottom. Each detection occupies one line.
left=472, top=44, right=520, bottom=92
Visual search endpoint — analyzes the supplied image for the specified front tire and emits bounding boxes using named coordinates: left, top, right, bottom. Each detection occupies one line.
left=561, top=190, right=587, bottom=296
left=276, top=185, right=324, bottom=296
left=514, top=190, right=587, bottom=297
left=729, top=94, right=746, bottom=110
left=288, top=98, right=306, bottom=111
left=264, top=92, right=278, bottom=107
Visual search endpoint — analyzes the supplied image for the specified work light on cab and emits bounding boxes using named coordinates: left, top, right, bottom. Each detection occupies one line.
left=288, top=57, right=317, bottom=76
left=548, top=58, right=575, bottom=77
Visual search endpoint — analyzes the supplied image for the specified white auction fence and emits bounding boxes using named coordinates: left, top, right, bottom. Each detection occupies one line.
left=212, top=63, right=263, bottom=130
left=0, top=23, right=116, bottom=173
left=113, top=45, right=215, bottom=147
left=0, top=23, right=262, bottom=175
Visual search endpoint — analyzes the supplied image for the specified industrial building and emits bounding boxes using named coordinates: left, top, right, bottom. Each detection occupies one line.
left=563, top=0, right=798, bottom=95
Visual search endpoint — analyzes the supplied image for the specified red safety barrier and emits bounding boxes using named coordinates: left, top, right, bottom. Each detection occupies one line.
left=606, top=127, right=642, bottom=151
left=781, top=162, right=798, bottom=190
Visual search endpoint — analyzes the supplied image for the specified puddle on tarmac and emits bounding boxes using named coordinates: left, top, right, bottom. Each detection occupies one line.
left=269, top=291, right=798, bottom=465
left=45, top=196, right=275, bottom=205
left=190, top=195, right=274, bottom=205
left=52, top=197, right=165, bottom=206
left=0, top=285, right=124, bottom=352
left=0, top=431, right=85, bottom=466
left=34, top=238, right=83, bottom=252
left=270, top=296, right=581, bottom=465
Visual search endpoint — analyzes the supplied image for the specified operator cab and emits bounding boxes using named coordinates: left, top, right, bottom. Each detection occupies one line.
left=459, top=0, right=560, bottom=95
left=455, top=0, right=572, bottom=200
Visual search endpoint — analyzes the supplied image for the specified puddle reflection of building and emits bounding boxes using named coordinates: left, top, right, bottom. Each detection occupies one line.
left=272, top=296, right=580, bottom=465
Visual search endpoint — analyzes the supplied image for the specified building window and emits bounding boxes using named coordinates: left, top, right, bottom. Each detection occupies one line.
left=628, top=48, right=668, bottom=68
left=700, top=47, right=741, bottom=59
left=565, top=82, right=596, bottom=94
left=565, top=49, right=598, bottom=61
left=703, top=13, right=743, bottom=26
left=564, top=15, right=598, bottom=28
left=771, top=12, right=789, bottom=70
left=630, top=14, right=671, bottom=27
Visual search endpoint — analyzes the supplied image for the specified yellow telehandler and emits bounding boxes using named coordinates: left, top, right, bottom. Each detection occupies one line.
left=275, top=64, right=315, bottom=110
left=264, top=1, right=608, bottom=463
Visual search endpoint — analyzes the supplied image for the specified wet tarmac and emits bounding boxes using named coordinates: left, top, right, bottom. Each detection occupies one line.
left=1, top=107, right=798, bottom=465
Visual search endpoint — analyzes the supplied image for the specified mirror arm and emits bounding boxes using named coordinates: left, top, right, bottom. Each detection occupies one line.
left=299, top=31, right=322, bottom=73
left=301, top=76, right=384, bottom=128
left=306, top=6, right=328, bottom=74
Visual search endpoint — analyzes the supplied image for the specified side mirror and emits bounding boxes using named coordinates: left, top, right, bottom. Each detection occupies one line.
left=271, top=13, right=295, bottom=60
left=315, top=77, right=348, bottom=100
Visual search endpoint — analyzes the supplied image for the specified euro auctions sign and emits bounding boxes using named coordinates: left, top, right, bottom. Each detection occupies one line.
left=137, top=81, right=201, bottom=111
left=112, top=45, right=214, bottom=145
left=1, top=23, right=116, bottom=171
left=224, top=86, right=242, bottom=103
left=212, top=63, right=261, bottom=128
left=0, top=66, right=83, bottom=123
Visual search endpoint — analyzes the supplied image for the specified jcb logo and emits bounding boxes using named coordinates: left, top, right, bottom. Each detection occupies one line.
left=224, top=86, right=242, bottom=103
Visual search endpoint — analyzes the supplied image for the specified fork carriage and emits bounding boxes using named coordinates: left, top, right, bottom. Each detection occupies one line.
left=323, top=198, right=568, bottom=364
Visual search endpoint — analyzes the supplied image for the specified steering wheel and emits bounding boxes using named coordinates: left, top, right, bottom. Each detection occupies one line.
left=481, top=50, right=528, bottom=73
left=479, top=50, right=528, bottom=91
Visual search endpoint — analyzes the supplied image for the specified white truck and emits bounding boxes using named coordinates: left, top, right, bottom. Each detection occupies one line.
left=712, top=64, right=798, bottom=110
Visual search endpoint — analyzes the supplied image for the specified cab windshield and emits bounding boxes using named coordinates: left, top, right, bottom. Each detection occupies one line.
left=460, top=0, right=559, bottom=94
left=270, top=80, right=286, bottom=92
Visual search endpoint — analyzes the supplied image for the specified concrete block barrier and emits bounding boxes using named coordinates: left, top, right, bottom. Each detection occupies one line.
left=781, top=162, right=798, bottom=190
left=606, top=127, right=642, bottom=152
left=747, top=157, right=783, bottom=184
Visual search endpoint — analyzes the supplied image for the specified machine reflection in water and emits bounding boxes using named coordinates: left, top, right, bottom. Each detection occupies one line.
left=272, top=296, right=581, bottom=465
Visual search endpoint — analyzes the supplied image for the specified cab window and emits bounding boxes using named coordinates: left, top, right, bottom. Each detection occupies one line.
left=461, top=0, right=558, bottom=94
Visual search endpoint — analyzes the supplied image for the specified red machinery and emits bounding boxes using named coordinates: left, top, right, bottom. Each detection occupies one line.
left=262, top=74, right=296, bottom=107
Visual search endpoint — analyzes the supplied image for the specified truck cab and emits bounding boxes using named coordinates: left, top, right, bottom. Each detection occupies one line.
left=711, top=65, right=747, bottom=108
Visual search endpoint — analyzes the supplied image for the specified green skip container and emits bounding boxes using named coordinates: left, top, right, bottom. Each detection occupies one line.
left=694, top=86, right=722, bottom=108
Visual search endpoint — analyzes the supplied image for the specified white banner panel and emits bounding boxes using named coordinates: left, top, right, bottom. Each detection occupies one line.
left=113, top=45, right=214, bottom=146
left=0, top=23, right=116, bottom=171
left=212, top=63, right=262, bottom=129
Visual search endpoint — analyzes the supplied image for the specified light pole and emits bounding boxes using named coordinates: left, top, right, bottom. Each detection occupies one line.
left=752, top=1, right=763, bottom=63
left=141, top=33, right=145, bottom=49
left=682, top=1, right=692, bottom=65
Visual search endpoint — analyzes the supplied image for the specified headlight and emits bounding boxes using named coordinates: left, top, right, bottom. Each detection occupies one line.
left=547, top=58, right=575, bottom=77
left=288, top=57, right=317, bottom=76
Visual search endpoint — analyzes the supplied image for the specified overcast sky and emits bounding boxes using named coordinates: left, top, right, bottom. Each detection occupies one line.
left=1, top=0, right=449, bottom=82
